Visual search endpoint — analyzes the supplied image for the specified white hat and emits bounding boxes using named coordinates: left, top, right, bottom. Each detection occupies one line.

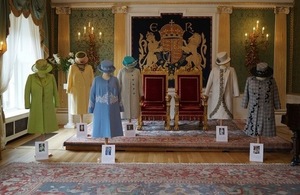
left=216, top=52, right=231, bottom=65
left=75, top=51, right=89, bottom=65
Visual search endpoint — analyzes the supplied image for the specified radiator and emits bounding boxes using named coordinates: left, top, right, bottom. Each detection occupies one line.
left=5, top=111, right=29, bottom=142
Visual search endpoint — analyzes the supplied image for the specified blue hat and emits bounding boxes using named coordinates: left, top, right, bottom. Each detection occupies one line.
left=122, top=56, right=137, bottom=68
left=97, top=60, right=115, bottom=73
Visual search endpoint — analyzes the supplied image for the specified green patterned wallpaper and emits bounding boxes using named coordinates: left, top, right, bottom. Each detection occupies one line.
left=230, top=8, right=275, bottom=92
left=70, top=9, right=114, bottom=72
left=67, top=8, right=299, bottom=93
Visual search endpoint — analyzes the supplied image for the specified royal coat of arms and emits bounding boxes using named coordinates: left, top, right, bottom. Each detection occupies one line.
left=138, top=20, right=207, bottom=80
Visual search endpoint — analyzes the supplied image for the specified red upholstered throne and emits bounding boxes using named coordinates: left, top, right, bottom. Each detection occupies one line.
left=137, top=70, right=171, bottom=130
left=174, top=67, right=208, bottom=130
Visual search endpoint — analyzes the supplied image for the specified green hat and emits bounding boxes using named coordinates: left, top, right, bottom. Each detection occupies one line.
left=31, top=59, right=53, bottom=73
left=122, top=56, right=137, bottom=68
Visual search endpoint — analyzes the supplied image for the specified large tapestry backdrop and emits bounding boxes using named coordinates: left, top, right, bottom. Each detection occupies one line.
left=132, top=13, right=212, bottom=87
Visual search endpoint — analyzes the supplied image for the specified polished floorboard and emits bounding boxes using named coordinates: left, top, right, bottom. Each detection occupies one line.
left=0, top=126, right=294, bottom=167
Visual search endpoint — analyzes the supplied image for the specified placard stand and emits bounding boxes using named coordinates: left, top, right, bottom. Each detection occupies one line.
left=76, top=123, right=87, bottom=138
left=101, top=145, right=116, bottom=164
left=216, top=125, right=228, bottom=142
left=35, top=141, right=49, bottom=160
left=123, top=122, right=136, bottom=137
left=249, top=143, right=264, bottom=162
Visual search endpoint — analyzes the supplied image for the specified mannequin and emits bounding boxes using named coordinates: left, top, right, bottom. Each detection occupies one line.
left=67, top=51, right=94, bottom=123
left=102, top=72, right=112, bottom=145
left=255, top=77, right=266, bottom=143
left=25, top=59, right=60, bottom=143
left=241, top=62, right=281, bottom=143
left=117, top=56, right=143, bottom=123
left=88, top=60, right=123, bottom=146
left=204, top=52, right=239, bottom=125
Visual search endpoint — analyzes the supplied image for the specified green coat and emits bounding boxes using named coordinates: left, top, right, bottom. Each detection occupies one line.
left=24, top=73, right=60, bottom=134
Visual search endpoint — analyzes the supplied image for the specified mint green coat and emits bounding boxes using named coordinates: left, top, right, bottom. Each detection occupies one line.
left=24, top=73, right=60, bottom=134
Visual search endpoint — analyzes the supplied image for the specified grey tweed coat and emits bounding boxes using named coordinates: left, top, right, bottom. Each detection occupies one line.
left=117, top=67, right=143, bottom=120
left=241, top=76, right=281, bottom=137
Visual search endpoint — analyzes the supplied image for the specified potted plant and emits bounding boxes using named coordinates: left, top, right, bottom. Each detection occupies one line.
left=52, top=52, right=75, bottom=73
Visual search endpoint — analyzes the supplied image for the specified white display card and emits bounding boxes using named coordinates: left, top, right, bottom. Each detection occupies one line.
left=101, top=145, right=116, bottom=164
left=35, top=141, right=49, bottom=160
left=249, top=143, right=264, bottom=162
left=216, top=125, right=228, bottom=142
left=77, top=123, right=88, bottom=138
left=123, top=122, right=136, bottom=137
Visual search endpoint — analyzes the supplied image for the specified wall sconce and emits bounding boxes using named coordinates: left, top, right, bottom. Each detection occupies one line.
left=77, top=21, right=102, bottom=71
left=244, top=20, right=270, bottom=71
left=0, top=41, right=4, bottom=53
left=77, top=22, right=103, bottom=41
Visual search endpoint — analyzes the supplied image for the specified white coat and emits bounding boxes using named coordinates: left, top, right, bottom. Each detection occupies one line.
left=117, top=67, right=143, bottom=119
left=204, top=65, right=239, bottom=119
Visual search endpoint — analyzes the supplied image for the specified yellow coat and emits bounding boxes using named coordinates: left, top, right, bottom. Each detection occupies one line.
left=67, top=64, right=94, bottom=115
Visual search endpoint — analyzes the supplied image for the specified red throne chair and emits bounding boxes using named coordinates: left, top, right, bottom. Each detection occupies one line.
left=174, top=67, right=208, bottom=130
left=137, top=69, right=171, bottom=130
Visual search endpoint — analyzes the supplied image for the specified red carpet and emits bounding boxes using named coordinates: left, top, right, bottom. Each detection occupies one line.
left=1, top=162, right=300, bottom=194
left=63, top=120, right=292, bottom=152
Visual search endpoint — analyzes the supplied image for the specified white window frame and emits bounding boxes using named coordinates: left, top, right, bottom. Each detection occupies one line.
left=2, top=13, right=43, bottom=117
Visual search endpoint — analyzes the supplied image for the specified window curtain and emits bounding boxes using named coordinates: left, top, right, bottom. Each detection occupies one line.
left=0, top=13, right=42, bottom=149
left=0, top=0, right=47, bottom=150
left=0, top=0, right=10, bottom=152
left=9, top=0, right=49, bottom=58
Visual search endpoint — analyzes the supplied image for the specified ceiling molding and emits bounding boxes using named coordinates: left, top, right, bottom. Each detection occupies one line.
left=51, top=0, right=294, bottom=8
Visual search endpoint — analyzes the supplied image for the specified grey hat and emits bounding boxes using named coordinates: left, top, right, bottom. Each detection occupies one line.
left=250, top=62, right=273, bottom=78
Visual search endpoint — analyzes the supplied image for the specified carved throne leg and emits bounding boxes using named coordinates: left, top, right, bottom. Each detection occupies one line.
left=202, top=95, right=208, bottom=131
left=137, top=115, right=142, bottom=130
left=172, top=94, right=179, bottom=130
left=165, top=95, right=171, bottom=130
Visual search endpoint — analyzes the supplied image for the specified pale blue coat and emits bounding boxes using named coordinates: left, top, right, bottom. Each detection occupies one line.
left=88, top=76, right=123, bottom=138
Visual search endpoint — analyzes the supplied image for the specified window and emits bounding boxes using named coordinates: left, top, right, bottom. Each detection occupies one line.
left=2, top=13, right=43, bottom=114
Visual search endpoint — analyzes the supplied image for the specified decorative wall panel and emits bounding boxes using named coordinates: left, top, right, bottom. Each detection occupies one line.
left=230, top=8, right=275, bottom=91
left=131, top=13, right=212, bottom=87
left=70, top=9, right=114, bottom=71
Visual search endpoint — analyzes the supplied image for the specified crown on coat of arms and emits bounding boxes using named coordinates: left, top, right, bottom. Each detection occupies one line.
left=159, top=20, right=184, bottom=39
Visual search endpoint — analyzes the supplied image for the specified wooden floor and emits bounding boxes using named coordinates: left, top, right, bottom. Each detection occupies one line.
left=0, top=126, right=294, bottom=167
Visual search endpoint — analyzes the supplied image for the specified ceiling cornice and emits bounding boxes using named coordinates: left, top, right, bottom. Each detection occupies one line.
left=51, top=0, right=294, bottom=8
